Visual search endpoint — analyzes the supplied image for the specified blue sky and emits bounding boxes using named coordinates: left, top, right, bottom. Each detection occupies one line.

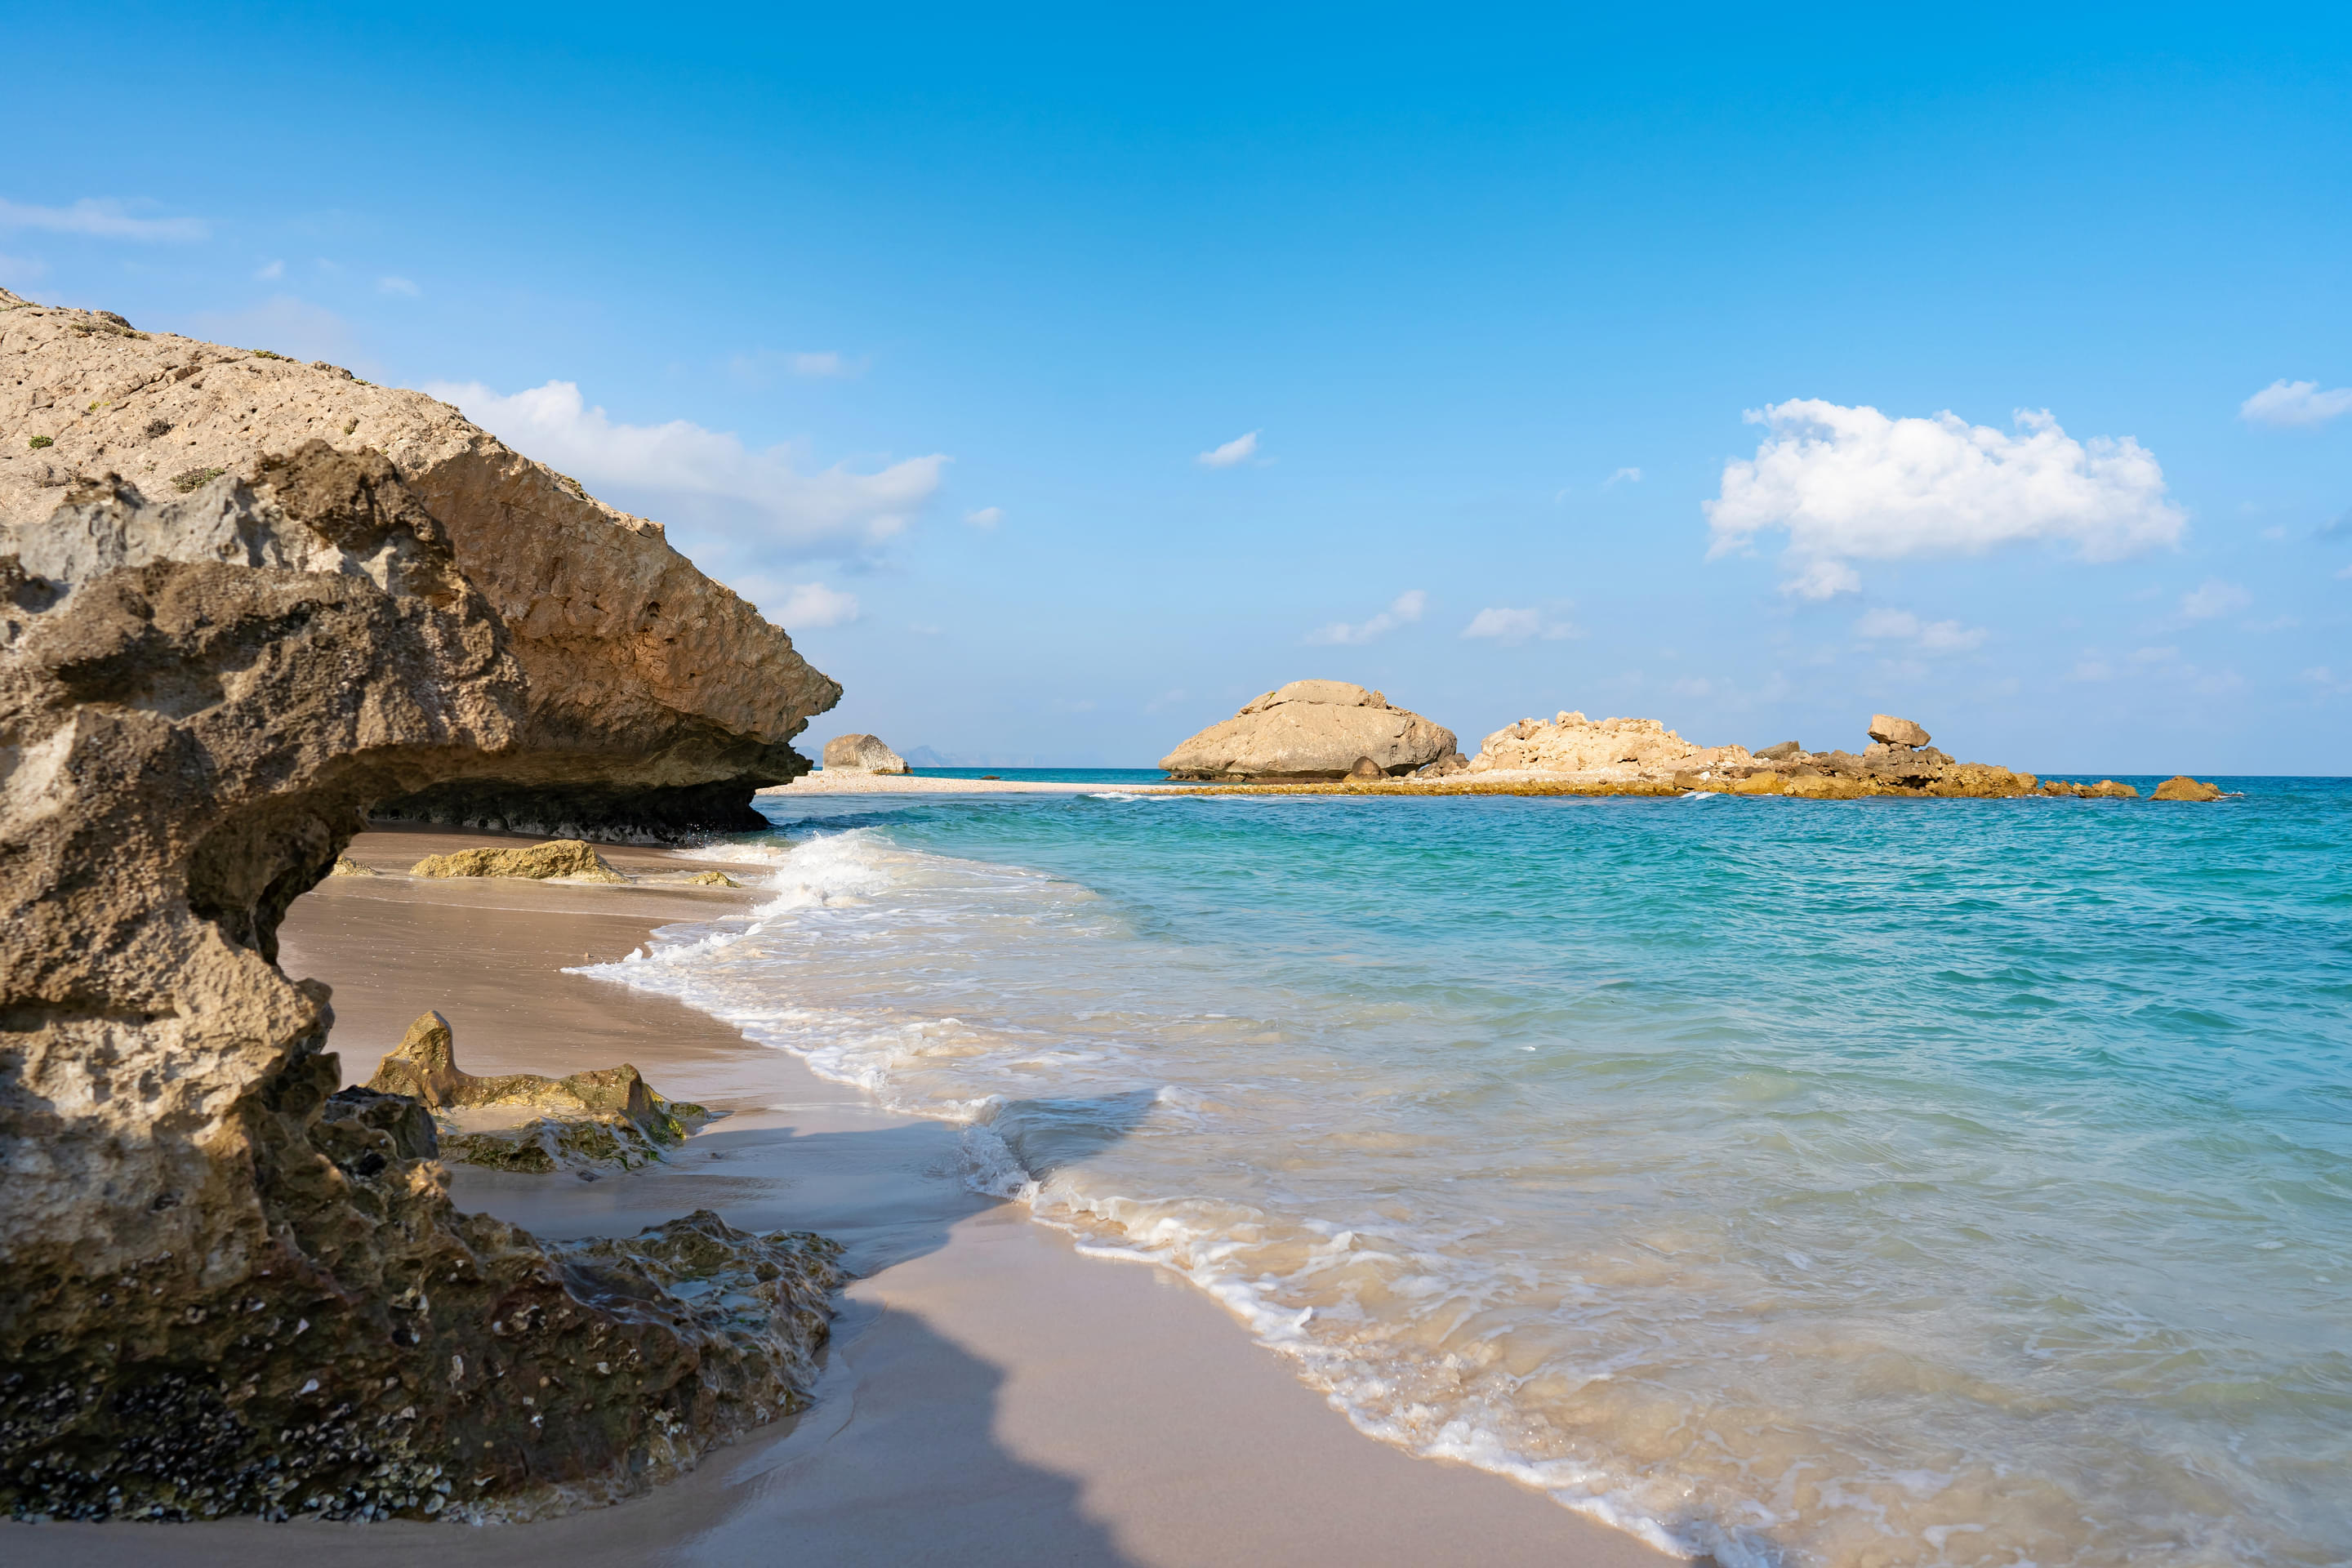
left=8, top=2, right=2350, bottom=771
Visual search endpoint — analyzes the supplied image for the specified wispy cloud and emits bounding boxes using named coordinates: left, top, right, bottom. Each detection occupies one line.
left=1197, top=430, right=1260, bottom=468
left=254, top=259, right=283, bottom=281
left=2240, top=379, right=2352, bottom=429
left=964, top=506, right=1002, bottom=528
left=1461, top=606, right=1576, bottom=644
left=376, top=275, right=420, bottom=298
left=1605, top=466, right=1643, bottom=487
left=425, top=379, right=947, bottom=553
left=1853, top=607, right=1989, bottom=653
left=777, top=581, right=859, bottom=628
left=2178, top=579, right=2251, bottom=621
left=1707, top=400, right=2184, bottom=598
left=1304, top=589, right=1426, bottom=646
left=187, top=295, right=360, bottom=364
left=0, top=196, right=207, bottom=243
left=788, top=350, right=853, bottom=377
left=0, top=253, right=46, bottom=286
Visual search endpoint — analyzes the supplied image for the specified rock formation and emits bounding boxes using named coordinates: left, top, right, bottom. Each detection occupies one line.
left=1465, top=711, right=2047, bottom=799
left=2154, top=775, right=2224, bottom=801
left=1160, top=680, right=1457, bottom=780
left=365, top=1013, right=708, bottom=1174
left=408, top=838, right=626, bottom=883
left=821, top=733, right=908, bottom=773
left=0, top=289, right=840, bottom=840
left=1868, top=714, right=1931, bottom=747
left=0, top=384, right=839, bottom=1517
left=1467, top=711, right=1730, bottom=782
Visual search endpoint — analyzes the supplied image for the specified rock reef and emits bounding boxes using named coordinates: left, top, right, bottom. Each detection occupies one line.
left=1161, top=679, right=1458, bottom=781
left=365, top=1013, right=709, bottom=1174
left=0, top=340, right=843, bottom=1521
left=0, top=288, right=840, bottom=840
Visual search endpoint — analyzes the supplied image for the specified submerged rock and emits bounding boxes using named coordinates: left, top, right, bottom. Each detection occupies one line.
left=365, top=1011, right=709, bottom=1174
left=0, top=430, right=840, bottom=1522
left=684, top=869, right=743, bottom=887
left=821, top=733, right=907, bottom=773
left=408, top=838, right=626, bottom=883
left=1161, top=680, right=1457, bottom=780
left=2154, top=775, right=2225, bottom=801
left=328, top=854, right=379, bottom=876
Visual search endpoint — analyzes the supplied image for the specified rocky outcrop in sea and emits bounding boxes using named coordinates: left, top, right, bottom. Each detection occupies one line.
left=822, top=732, right=908, bottom=773
left=1160, top=679, right=1459, bottom=780
left=0, top=298, right=849, bottom=1523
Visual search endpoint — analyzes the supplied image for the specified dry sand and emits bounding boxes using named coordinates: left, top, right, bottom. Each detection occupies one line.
left=15, top=826, right=1676, bottom=1567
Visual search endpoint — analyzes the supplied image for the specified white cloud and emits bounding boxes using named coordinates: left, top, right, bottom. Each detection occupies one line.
left=1197, top=430, right=1260, bottom=468
left=2339, top=562, right=2352, bottom=580
left=2069, top=659, right=2113, bottom=682
left=0, top=252, right=46, bottom=286
left=2178, top=579, right=2251, bottom=621
left=777, top=582, right=859, bottom=627
left=425, top=379, right=947, bottom=552
left=1706, top=401, right=2184, bottom=596
left=2304, top=666, right=2352, bottom=697
left=1461, top=606, right=1576, bottom=644
left=0, top=196, right=207, bottom=243
left=1853, top=607, right=1988, bottom=653
left=788, top=351, right=852, bottom=377
left=1304, top=589, right=1426, bottom=646
left=1606, top=466, right=1643, bottom=487
left=964, top=506, right=1003, bottom=528
left=2240, top=379, right=2352, bottom=428
left=376, top=275, right=420, bottom=297
left=1670, top=676, right=1713, bottom=697
left=254, top=259, right=283, bottom=281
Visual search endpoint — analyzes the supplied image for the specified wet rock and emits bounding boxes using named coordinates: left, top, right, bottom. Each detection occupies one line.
left=684, top=869, right=742, bottom=887
left=328, top=854, right=378, bottom=876
left=1161, top=679, right=1456, bottom=781
left=2154, top=775, right=2224, bottom=801
left=408, top=838, right=626, bottom=883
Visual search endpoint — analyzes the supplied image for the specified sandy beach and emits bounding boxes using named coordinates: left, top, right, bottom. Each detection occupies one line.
left=11, top=825, right=1670, bottom=1567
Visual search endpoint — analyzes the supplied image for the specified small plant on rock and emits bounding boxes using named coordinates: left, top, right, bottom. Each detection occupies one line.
left=28, top=434, right=52, bottom=450
left=172, top=466, right=226, bottom=493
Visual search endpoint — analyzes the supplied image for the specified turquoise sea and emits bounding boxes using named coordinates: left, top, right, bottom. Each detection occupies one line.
left=583, top=780, right=2352, bottom=1566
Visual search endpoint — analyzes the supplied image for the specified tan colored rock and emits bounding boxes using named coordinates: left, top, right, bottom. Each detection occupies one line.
left=0, top=439, right=839, bottom=1521
left=0, top=287, right=840, bottom=840
left=408, top=836, right=626, bottom=882
left=1160, top=680, right=1457, bottom=780
left=327, top=853, right=377, bottom=876
left=1869, top=714, right=1931, bottom=747
left=366, top=1010, right=706, bottom=1173
left=686, top=868, right=743, bottom=887
left=1345, top=755, right=1386, bottom=781
left=822, top=732, right=908, bottom=773
left=1468, top=710, right=1725, bottom=783
left=2154, top=775, right=2224, bottom=801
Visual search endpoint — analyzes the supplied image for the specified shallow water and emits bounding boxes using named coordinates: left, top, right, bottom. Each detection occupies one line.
left=577, top=782, right=2352, bottom=1566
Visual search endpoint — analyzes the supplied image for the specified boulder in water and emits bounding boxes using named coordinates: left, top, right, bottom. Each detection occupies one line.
left=822, top=733, right=908, bottom=773
left=2154, top=775, right=2224, bottom=801
left=1160, top=680, right=1457, bottom=781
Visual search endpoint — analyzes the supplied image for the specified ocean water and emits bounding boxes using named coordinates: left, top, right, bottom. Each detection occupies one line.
left=578, top=782, right=2352, bottom=1566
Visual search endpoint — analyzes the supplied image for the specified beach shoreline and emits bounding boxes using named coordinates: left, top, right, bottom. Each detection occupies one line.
left=9, top=824, right=1672, bottom=1567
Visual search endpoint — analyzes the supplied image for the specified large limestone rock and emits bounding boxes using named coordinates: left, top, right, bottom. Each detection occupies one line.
left=1160, top=680, right=1457, bottom=780
left=408, top=838, right=626, bottom=883
left=1868, top=714, right=1931, bottom=747
left=1467, top=711, right=1731, bottom=783
left=822, top=733, right=907, bottom=773
left=0, top=289, right=840, bottom=840
left=0, top=442, right=840, bottom=1521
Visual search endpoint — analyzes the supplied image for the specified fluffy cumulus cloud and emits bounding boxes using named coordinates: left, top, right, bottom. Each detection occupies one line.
left=0, top=196, right=207, bottom=243
left=1853, top=607, right=1988, bottom=653
left=2240, top=380, right=2352, bottom=428
left=1197, top=430, right=1260, bottom=468
left=1461, top=606, right=1576, bottom=644
left=777, top=581, right=859, bottom=628
left=426, top=380, right=947, bottom=552
left=1705, top=401, right=2185, bottom=597
left=1305, top=589, right=1425, bottom=646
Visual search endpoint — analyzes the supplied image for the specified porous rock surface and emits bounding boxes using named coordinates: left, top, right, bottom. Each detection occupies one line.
left=408, top=838, right=626, bottom=884
left=0, top=439, right=840, bottom=1520
left=0, top=288, right=840, bottom=840
left=1468, top=711, right=1727, bottom=782
left=366, top=1012, right=708, bottom=1174
left=821, top=733, right=906, bottom=773
left=2153, top=774, right=2224, bottom=801
left=1160, top=679, right=1458, bottom=780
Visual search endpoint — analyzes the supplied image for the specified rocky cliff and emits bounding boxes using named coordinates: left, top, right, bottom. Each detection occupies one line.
left=0, top=308, right=846, bottom=1521
left=0, top=289, right=840, bottom=838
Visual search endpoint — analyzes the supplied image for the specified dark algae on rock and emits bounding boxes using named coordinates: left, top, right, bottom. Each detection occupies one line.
left=0, top=323, right=849, bottom=1524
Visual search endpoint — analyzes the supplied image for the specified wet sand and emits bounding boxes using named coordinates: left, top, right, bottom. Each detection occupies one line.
left=13, top=826, right=1675, bottom=1567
